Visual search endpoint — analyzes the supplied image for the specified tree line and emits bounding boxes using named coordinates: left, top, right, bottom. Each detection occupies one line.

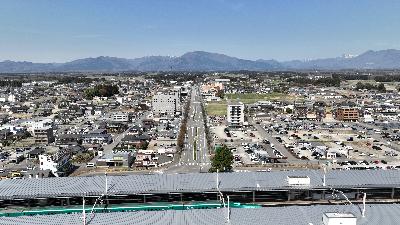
left=0, top=80, right=23, bottom=87
left=84, top=84, right=119, bottom=99
left=355, top=82, right=386, bottom=92
left=287, top=77, right=341, bottom=87
left=177, top=94, right=191, bottom=152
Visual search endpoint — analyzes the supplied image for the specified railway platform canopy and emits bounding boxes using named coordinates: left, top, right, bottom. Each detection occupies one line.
left=0, top=204, right=399, bottom=225
left=0, top=170, right=400, bottom=200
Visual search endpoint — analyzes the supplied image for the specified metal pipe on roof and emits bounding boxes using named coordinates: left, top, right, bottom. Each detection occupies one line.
left=362, top=192, right=367, bottom=217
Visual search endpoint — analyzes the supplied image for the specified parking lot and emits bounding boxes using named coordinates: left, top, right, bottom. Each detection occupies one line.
left=208, top=110, right=400, bottom=171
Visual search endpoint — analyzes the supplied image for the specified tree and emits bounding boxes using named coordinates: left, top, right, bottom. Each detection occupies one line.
left=84, top=84, right=120, bottom=99
left=355, top=82, right=386, bottom=92
left=288, top=76, right=340, bottom=87
left=377, top=83, right=386, bottom=92
left=355, top=82, right=364, bottom=90
left=209, top=145, right=233, bottom=172
left=285, top=108, right=293, bottom=114
left=215, top=89, right=225, bottom=99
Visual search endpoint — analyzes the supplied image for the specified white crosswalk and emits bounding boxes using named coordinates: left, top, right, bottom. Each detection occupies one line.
left=178, top=162, right=211, bottom=166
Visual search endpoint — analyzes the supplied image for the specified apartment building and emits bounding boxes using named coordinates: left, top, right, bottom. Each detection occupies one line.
left=227, top=101, right=244, bottom=127
left=112, top=113, right=129, bottom=122
left=336, top=106, right=360, bottom=122
left=152, top=92, right=181, bottom=116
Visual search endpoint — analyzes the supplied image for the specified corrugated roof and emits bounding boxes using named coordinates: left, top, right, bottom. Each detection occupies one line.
left=1, top=204, right=400, bottom=225
left=1, top=170, right=400, bottom=199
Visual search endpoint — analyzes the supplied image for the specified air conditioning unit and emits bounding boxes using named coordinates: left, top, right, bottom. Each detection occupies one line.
left=323, top=212, right=357, bottom=225
left=287, top=176, right=310, bottom=186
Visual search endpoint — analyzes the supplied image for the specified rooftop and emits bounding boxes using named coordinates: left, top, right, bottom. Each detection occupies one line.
left=0, top=204, right=398, bottom=225
left=1, top=170, right=400, bottom=199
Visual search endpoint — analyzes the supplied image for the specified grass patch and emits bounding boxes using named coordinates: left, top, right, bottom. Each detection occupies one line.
left=225, top=93, right=296, bottom=103
left=206, top=102, right=227, bottom=116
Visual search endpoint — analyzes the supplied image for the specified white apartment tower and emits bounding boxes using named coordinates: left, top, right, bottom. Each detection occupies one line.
left=227, top=102, right=244, bottom=127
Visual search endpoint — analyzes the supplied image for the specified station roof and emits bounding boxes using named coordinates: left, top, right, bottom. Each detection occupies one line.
left=1, top=170, right=400, bottom=199
left=0, top=204, right=399, bottom=225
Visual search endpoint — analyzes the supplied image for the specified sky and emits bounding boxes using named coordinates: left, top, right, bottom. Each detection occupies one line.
left=1, top=0, right=400, bottom=62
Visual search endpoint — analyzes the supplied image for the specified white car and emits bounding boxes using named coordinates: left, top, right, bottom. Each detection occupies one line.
left=86, top=163, right=96, bottom=168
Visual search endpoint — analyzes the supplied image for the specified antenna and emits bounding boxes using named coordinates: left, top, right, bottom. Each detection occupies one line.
left=216, top=169, right=219, bottom=189
left=362, top=192, right=367, bottom=217
left=105, top=172, right=108, bottom=195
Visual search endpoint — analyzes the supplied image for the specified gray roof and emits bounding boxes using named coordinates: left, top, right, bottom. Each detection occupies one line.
left=0, top=204, right=400, bottom=225
left=1, top=170, right=400, bottom=199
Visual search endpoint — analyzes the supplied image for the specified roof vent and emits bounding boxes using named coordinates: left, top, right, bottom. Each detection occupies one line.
left=323, top=212, right=357, bottom=225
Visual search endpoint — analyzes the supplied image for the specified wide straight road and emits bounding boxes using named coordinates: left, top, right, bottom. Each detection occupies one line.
left=166, top=84, right=211, bottom=173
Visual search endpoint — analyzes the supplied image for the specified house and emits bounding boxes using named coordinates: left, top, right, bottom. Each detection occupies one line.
left=106, top=122, right=128, bottom=133
left=27, top=147, right=45, bottom=159
left=135, top=152, right=158, bottom=167
left=121, top=135, right=150, bottom=149
left=39, top=149, right=72, bottom=177
left=82, top=133, right=112, bottom=145
left=24, top=169, right=54, bottom=179
left=96, top=151, right=134, bottom=167
left=10, top=105, right=29, bottom=114
left=126, top=125, right=142, bottom=136
left=55, top=134, right=82, bottom=145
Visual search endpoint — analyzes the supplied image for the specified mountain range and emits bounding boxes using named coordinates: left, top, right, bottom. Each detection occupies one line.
left=1, top=49, right=400, bottom=73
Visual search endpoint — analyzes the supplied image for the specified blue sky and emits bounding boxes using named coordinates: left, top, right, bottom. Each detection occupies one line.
left=1, top=0, right=400, bottom=62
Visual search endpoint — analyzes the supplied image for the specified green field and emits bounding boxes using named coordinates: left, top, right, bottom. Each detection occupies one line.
left=225, top=93, right=294, bottom=104
left=205, top=93, right=300, bottom=116
left=206, top=102, right=227, bottom=116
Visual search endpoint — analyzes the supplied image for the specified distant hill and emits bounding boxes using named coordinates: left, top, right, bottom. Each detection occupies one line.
left=0, top=52, right=280, bottom=72
left=0, top=60, right=56, bottom=73
left=1, top=49, right=400, bottom=72
left=282, top=49, right=400, bottom=70
left=58, top=56, right=134, bottom=72
left=170, top=51, right=281, bottom=71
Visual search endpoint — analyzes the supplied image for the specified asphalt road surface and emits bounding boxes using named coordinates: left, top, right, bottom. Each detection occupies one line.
left=253, top=123, right=297, bottom=161
left=165, top=85, right=211, bottom=173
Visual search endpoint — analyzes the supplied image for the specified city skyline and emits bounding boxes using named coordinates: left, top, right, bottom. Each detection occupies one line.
left=1, top=0, right=400, bottom=62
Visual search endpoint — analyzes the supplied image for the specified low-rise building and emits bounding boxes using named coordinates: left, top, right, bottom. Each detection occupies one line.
left=96, top=151, right=134, bottom=167
left=82, top=133, right=112, bottom=145
left=33, top=128, right=55, bottom=144
left=111, top=113, right=129, bottom=122
left=39, top=149, right=72, bottom=177
left=336, top=104, right=360, bottom=122
left=294, top=103, right=308, bottom=120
